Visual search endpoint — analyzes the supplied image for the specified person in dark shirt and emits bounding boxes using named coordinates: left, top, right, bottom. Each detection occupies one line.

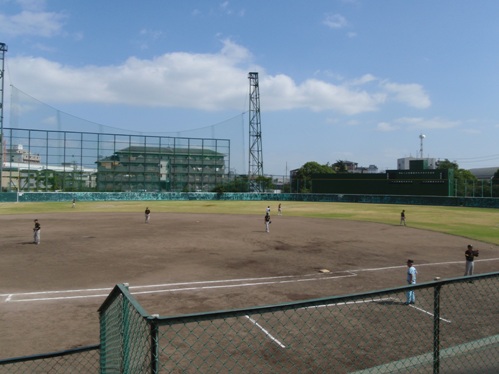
left=464, top=244, right=479, bottom=276
left=400, top=210, right=406, bottom=226
left=264, top=212, right=271, bottom=233
left=33, top=219, right=41, bottom=245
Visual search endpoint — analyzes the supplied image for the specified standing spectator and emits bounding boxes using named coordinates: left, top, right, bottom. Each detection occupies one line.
left=404, top=259, right=417, bottom=305
left=464, top=244, right=479, bottom=277
left=145, top=207, right=151, bottom=223
left=400, top=210, right=406, bottom=226
left=33, top=219, right=41, bottom=245
left=264, top=212, right=271, bottom=233
left=278, top=203, right=282, bottom=216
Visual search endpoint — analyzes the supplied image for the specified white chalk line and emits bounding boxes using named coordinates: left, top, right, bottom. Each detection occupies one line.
left=1, top=272, right=357, bottom=303
left=406, top=303, right=452, bottom=323
left=2, top=257, right=498, bottom=303
left=348, top=257, right=499, bottom=273
left=245, top=315, right=286, bottom=348
left=246, top=296, right=451, bottom=349
left=302, top=296, right=451, bottom=322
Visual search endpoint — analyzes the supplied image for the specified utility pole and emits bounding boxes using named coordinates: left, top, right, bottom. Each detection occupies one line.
left=0, top=42, right=8, bottom=193
left=248, top=72, right=263, bottom=192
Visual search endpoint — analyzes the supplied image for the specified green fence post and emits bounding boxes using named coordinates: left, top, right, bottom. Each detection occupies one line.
left=122, top=283, right=131, bottom=373
left=433, top=283, right=441, bottom=374
left=150, top=315, right=160, bottom=374
left=99, top=312, right=106, bottom=374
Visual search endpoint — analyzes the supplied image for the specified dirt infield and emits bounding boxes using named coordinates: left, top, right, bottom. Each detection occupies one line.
left=1, top=212, right=498, bottom=359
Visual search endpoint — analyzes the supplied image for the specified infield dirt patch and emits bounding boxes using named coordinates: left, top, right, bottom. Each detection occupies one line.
left=1, top=212, right=498, bottom=358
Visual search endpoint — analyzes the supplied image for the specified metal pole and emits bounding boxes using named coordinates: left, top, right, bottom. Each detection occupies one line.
left=433, top=284, right=441, bottom=374
left=150, top=317, right=159, bottom=374
left=0, top=42, right=8, bottom=193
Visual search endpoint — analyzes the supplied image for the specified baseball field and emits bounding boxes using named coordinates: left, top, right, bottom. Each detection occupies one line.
left=0, top=201, right=498, bottom=359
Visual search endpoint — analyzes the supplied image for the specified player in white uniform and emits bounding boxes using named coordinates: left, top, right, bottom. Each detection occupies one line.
left=405, top=259, right=417, bottom=305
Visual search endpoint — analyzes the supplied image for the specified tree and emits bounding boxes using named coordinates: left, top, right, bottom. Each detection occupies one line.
left=332, top=160, right=348, bottom=173
left=437, top=159, right=477, bottom=196
left=294, top=161, right=335, bottom=193
left=213, top=175, right=250, bottom=193
left=254, top=175, right=274, bottom=191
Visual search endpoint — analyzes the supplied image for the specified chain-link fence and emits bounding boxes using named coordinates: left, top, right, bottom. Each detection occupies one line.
left=98, top=273, right=497, bottom=373
left=99, top=284, right=152, bottom=373
left=0, top=345, right=99, bottom=373
left=1, top=273, right=497, bottom=373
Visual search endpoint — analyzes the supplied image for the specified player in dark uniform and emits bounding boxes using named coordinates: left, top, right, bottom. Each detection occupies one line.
left=464, top=244, right=479, bottom=276
left=400, top=210, right=406, bottom=226
left=33, top=219, right=41, bottom=245
left=145, top=207, right=151, bottom=223
left=264, top=212, right=271, bottom=233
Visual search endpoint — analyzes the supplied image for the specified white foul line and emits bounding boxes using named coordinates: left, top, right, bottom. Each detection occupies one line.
left=406, top=303, right=452, bottom=323
left=1, top=272, right=357, bottom=303
left=2, top=257, right=498, bottom=303
left=245, top=315, right=286, bottom=348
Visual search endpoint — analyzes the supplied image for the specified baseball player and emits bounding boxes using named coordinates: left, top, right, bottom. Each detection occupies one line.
left=400, top=210, right=406, bottom=226
left=33, top=219, right=41, bottom=245
left=404, top=259, right=417, bottom=305
left=464, top=244, right=479, bottom=276
left=264, top=212, right=271, bottom=233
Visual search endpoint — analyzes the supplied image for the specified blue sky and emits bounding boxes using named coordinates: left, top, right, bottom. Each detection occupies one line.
left=1, top=0, right=499, bottom=176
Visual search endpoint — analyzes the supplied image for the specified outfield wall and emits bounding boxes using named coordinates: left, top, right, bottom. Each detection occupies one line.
left=0, top=192, right=498, bottom=208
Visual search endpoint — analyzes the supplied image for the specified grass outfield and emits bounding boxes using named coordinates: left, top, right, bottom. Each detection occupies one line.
left=1, top=200, right=498, bottom=245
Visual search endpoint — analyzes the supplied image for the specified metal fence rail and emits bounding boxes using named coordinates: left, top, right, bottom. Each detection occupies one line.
left=0, top=345, right=99, bottom=373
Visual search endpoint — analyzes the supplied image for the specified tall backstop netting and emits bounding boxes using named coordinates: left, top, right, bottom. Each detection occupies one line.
left=0, top=128, right=231, bottom=193
left=1, top=86, right=248, bottom=193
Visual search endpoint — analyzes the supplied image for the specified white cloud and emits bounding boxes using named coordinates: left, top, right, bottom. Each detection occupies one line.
left=15, top=0, right=46, bottom=12
left=395, top=117, right=460, bottom=129
left=348, top=74, right=377, bottom=86
left=461, top=128, right=481, bottom=134
left=0, top=4, right=66, bottom=37
left=7, top=40, right=430, bottom=115
left=220, top=1, right=232, bottom=15
left=377, top=122, right=398, bottom=132
left=323, top=13, right=348, bottom=29
left=381, top=81, right=431, bottom=109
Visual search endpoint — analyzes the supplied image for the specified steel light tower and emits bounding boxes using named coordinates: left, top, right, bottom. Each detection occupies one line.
left=248, top=72, right=263, bottom=191
left=0, top=42, right=8, bottom=193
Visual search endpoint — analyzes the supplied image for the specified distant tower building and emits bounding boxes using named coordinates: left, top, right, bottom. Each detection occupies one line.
left=248, top=72, right=264, bottom=191
left=398, top=133, right=436, bottom=170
